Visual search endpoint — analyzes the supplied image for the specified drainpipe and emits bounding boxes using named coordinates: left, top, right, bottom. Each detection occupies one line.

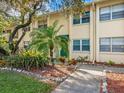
left=68, top=14, right=72, bottom=60
left=92, top=0, right=96, bottom=63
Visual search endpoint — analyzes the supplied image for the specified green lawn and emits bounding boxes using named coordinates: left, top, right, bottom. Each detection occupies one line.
left=0, top=70, right=52, bottom=93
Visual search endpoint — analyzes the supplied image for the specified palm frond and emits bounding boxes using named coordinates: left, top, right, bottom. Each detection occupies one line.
left=30, top=20, right=69, bottom=58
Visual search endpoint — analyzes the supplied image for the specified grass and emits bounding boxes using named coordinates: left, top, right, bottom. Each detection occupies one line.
left=0, top=70, right=52, bottom=93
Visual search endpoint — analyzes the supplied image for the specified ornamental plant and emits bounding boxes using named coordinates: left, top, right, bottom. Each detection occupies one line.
left=2, top=50, right=48, bottom=70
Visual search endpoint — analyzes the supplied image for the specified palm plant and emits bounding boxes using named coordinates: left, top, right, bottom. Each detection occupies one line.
left=30, top=21, right=69, bottom=66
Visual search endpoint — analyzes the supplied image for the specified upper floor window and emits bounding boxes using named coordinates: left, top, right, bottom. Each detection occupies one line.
left=112, top=4, right=124, bottom=19
left=82, top=11, right=90, bottom=23
left=73, top=14, right=80, bottom=24
left=100, top=7, right=111, bottom=21
left=73, top=11, right=90, bottom=24
left=100, top=4, right=124, bottom=21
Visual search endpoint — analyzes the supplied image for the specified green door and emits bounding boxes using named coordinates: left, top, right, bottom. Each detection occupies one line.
left=60, top=35, right=69, bottom=57
left=60, top=48, right=68, bottom=57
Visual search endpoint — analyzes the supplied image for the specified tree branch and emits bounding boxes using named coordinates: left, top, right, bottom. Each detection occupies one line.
left=9, top=1, right=43, bottom=53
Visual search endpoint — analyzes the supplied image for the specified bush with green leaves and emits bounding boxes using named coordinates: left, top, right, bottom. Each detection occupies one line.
left=76, top=56, right=88, bottom=62
left=2, top=50, right=48, bottom=70
left=107, top=60, right=115, bottom=66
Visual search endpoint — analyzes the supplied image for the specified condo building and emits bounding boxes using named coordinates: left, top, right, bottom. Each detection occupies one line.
left=3, top=0, right=124, bottom=63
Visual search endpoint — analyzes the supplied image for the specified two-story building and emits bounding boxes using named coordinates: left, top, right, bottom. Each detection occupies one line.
left=3, top=0, right=124, bottom=64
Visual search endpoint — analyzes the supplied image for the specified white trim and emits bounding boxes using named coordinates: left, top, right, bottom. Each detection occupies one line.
left=100, top=17, right=124, bottom=23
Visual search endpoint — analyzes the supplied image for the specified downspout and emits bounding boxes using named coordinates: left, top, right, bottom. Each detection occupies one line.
left=92, top=0, right=97, bottom=63
left=68, top=14, right=72, bottom=60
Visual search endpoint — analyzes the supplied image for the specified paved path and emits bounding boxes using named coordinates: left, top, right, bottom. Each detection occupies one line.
left=52, top=64, right=104, bottom=93
left=52, top=64, right=124, bottom=93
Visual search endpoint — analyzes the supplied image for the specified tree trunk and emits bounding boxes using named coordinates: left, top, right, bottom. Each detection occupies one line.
left=9, top=17, right=32, bottom=54
left=11, top=31, right=26, bottom=54
left=50, top=48, right=54, bottom=67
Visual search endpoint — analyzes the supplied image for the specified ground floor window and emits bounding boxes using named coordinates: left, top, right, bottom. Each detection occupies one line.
left=73, top=39, right=90, bottom=51
left=100, top=37, right=124, bottom=52
left=73, top=40, right=80, bottom=51
left=112, top=37, right=124, bottom=52
left=100, top=38, right=111, bottom=52
left=82, top=40, right=90, bottom=51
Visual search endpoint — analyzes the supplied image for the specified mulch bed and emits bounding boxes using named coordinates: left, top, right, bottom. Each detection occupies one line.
left=107, top=72, right=124, bottom=93
left=31, top=65, right=74, bottom=78
left=30, top=64, right=75, bottom=87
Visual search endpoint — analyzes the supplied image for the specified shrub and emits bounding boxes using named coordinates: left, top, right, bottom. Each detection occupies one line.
left=68, top=58, right=77, bottom=65
left=76, top=56, right=88, bottom=62
left=0, top=60, right=6, bottom=67
left=3, top=55, right=48, bottom=70
left=2, top=50, right=49, bottom=70
left=107, top=60, right=115, bottom=66
left=59, top=57, right=65, bottom=64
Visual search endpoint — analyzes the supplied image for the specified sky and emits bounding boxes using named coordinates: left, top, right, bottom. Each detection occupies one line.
left=48, top=0, right=93, bottom=12
left=84, top=0, right=92, bottom=3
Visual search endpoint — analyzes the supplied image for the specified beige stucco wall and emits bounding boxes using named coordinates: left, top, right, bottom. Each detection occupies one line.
left=70, top=6, right=93, bottom=61
left=96, top=0, right=124, bottom=63
left=70, top=23, right=91, bottom=60
left=48, top=13, right=69, bottom=35
left=71, top=24, right=90, bottom=38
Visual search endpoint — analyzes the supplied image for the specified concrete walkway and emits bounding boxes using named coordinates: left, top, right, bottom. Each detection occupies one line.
left=52, top=64, right=124, bottom=93
left=52, top=64, right=104, bottom=93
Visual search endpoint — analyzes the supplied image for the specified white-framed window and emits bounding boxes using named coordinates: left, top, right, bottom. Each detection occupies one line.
left=82, top=11, right=90, bottom=23
left=82, top=40, right=90, bottom=51
left=24, top=41, right=30, bottom=49
left=73, top=40, right=80, bottom=51
left=112, top=4, right=124, bottom=19
left=112, top=37, right=124, bottom=52
left=100, top=4, right=124, bottom=21
left=100, top=37, right=124, bottom=52
left=100, top=38, right=111, bottom=52
left=73, top=11, right=90, bottom=24
left=73, top=39, right=90, bottom=51
left=73, top=14, right=80, bottom=24
left=100, top=7, right=111, bottom=21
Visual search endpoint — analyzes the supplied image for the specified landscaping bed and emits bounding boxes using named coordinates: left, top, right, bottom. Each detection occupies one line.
left=31, top=65, right=73, bottom=77
left=30, top=64, right=75, bottom=86
left=107, top=72, right=124, bottom=93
